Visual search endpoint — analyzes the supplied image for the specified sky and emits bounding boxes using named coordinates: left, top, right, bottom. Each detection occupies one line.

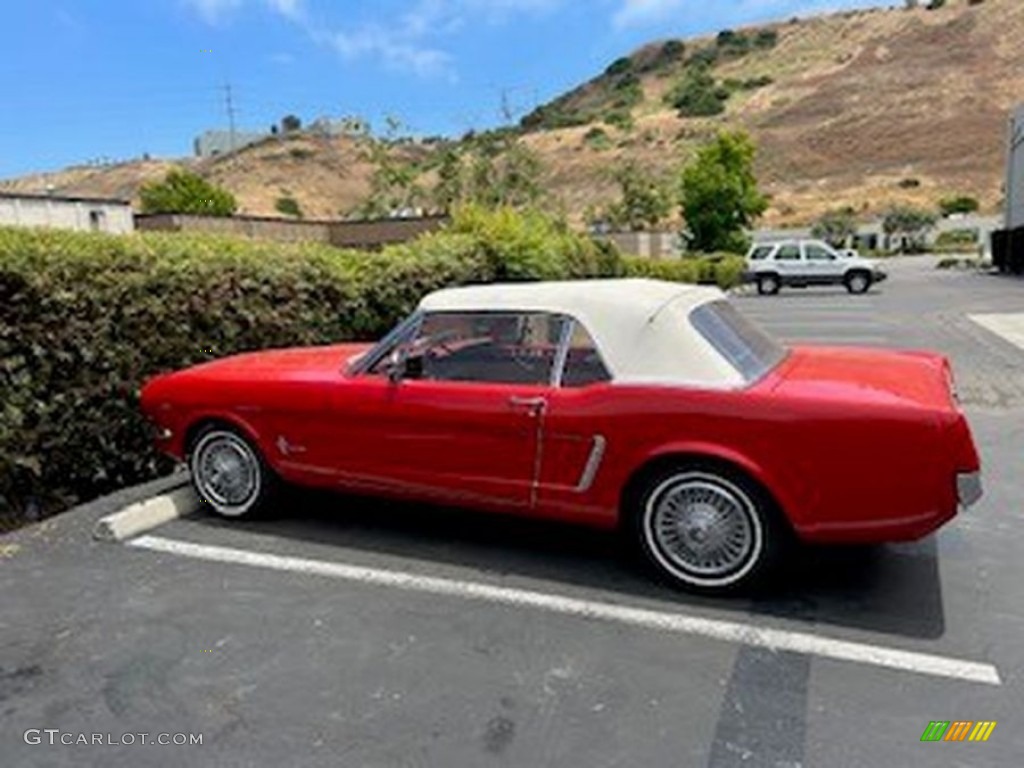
left=0, top=0, right=890, bottom=178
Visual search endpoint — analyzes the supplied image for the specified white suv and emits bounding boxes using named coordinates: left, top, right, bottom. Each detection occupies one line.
left=744, top=239, right=887, bottom=295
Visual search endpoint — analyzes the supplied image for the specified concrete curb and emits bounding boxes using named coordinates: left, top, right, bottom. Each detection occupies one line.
left=93, top=480, right=197, bottom=542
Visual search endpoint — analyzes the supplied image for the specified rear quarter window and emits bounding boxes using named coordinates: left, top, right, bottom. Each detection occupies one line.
left=690, top=300, right=787, bottom=383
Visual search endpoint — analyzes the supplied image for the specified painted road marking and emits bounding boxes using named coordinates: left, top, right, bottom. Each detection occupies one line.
left=128, top=535, right=1001, bottom=686
left=969, top=314, right=1024, bottom=351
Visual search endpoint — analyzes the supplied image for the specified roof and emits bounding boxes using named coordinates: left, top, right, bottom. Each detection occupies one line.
left=0, top=190, right=131, bottom=206
left=419, top=278, right=744, bottom=388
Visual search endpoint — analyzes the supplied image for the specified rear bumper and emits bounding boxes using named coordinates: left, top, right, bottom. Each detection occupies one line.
left=957, top=471, right=983, bottom=508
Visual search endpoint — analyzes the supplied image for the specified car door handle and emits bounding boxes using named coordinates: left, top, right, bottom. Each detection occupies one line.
left=508, top=396, right=546, bottom=415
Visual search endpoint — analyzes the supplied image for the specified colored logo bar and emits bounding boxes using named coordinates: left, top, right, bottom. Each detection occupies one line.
left=921, top=721, right=996, bottom=742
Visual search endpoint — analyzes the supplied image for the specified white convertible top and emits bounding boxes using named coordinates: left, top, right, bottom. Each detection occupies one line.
left=419, top=278, right=745, bottom=388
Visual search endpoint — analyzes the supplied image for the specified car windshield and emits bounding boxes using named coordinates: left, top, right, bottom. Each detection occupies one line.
left=689, top=300, right=787, bottom=383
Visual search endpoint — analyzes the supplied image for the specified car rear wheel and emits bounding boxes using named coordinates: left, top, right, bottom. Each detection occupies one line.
left=756, top=274, right=781, bottom=295
left=629, top=465, right=785, bottom=594
left=189, top=426, right=275, bottom=518
left=845, top=271, right=871, bottom=294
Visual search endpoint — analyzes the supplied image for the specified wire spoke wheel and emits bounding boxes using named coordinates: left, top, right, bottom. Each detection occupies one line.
left=640, top=470, right=766, bottom=590
left=191, top=430, right=264, bottom=517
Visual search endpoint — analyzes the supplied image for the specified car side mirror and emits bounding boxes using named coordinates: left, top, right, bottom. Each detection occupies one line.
left=381, top=348, right=423, bottom=383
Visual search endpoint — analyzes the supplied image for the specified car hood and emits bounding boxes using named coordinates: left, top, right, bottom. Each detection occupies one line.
left=156, top=343, right=374, bottom=386
left=771, top=345, right=956, bottom=410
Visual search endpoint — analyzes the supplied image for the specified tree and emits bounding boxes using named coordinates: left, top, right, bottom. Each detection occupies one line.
left=432, top=147, right=464, bottom=213
left=811, top=208, right=858, bottom=246
left=601, top=161, right=673, bottom=231
left=939, top=195, right=980, bottom=216
left=281, top=114, right=302, bottom=132
left=139, top=169, right=237, bottom=217
left=461, top=133, right=545, bottom=209
left=882, top=205, right=937, bottom=253
left=679, top=131, right=768, bottom=253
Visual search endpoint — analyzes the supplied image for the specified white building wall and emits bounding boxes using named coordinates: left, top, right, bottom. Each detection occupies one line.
left=0, top=197, right=134, bottom=233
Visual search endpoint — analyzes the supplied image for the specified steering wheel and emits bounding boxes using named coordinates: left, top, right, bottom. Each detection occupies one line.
left=422, top=329, right=460, bottom=357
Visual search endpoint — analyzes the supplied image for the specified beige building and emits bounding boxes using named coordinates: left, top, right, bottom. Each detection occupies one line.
left=0, top=192, right=134, bottom=234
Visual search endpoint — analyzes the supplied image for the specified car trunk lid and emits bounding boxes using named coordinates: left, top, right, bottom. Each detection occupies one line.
left=770, top=345, right=958, bottom=411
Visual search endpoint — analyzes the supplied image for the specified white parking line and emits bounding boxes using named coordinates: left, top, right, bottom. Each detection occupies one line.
left=129, top=535, right=1001, bottom=686
left=969, top=314, right=1024, bottom=351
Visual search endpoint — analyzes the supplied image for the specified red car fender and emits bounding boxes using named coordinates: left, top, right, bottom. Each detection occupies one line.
left=176, top=408, right=269, bottom=465
left=627, top=440, right=810, bottom=530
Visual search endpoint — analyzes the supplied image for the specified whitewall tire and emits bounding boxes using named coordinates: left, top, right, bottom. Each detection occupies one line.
left=630, top=466, right=784, bottom=594
left=189, top=427, right=274, bottom=519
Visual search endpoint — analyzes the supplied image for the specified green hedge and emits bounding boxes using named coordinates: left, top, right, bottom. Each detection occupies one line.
left=0, top=209, right=740, bottom=527
left=623, top=253, right=746, bottom=289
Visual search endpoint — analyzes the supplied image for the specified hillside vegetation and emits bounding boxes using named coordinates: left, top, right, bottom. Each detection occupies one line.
left=2, top=0, right=1020, bottom=227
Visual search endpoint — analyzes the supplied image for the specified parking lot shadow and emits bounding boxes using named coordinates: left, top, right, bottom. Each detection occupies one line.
left=185, top=487, right=944, bottom=641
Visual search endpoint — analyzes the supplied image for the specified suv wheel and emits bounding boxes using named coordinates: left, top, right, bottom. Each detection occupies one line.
left=845, top=271, right=871, bottom=295
left=757, top=274, right=781, bottom=296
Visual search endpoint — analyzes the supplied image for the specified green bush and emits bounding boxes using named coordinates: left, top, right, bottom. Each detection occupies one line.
left=666, top=65, right=729, bottom=117
left=623, top=254, right=746, bottom=289
left=140, top=169, right=237, bottom=217
left=583, top=127, right=612, bottom=150
left=938, top=195, right=980, bottom=216
left=605, top=56, right=633, bottom=76
left=0, top=208, right=622, bottom=525
left=275, top=196, right=303, bottom=218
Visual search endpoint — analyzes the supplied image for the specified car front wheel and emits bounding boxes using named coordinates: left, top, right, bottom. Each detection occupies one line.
left=756, top=274, right=781, bottom=296
left=189, top=426, right=275, bottom=518
left=845, top=271, right=872, bottom=294
left=629, top=466, right=784, bottom=594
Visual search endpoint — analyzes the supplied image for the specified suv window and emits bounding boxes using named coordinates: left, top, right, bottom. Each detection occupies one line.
left=378, top=311, right=563, bottom=385
left=560, top=321, right=611, bottom=387
left=804, top=244, right=837, bottom=261
left=748, top=245, right=774, bottom=261
left=775, top=244, right=801, bottom=261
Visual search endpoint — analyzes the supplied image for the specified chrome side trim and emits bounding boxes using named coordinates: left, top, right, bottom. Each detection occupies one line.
left=576, top=435, right=607, bottom=492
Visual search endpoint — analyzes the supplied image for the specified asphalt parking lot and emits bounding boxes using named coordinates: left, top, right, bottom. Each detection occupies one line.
left=2, top=257, right=1023, bottom=767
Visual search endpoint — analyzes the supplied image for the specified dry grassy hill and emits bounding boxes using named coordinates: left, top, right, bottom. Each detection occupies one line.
left=2, top=0, right=1021, bottom=228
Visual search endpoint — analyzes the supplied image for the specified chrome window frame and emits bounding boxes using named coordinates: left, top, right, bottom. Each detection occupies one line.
left=352, top=309, right=614, bottom=388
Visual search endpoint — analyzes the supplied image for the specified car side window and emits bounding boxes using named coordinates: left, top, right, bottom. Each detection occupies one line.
left=749, top=245, right=774, bottom=261
left=804, top=244, right=836, bottom=261
left=402, top=311, right=562, bottom=385
left=560, top=321, right=611, bottom=388
left=775, top=244, right=801, bottom=261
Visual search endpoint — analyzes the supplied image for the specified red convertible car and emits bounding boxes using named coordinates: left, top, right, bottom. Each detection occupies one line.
left=140, top=279, right=982, bottom=594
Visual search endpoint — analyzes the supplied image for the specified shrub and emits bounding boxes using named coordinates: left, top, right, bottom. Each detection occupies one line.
left=275, top=196, right=302, bottom=218
left=898, top=177, right=921, bottom=189
left=623, top=254, right=746, bottom=289
left=687, top=48, right=719, bottom=68
left=0, top=208, right=625, bottom=525
left=605, top=56, right=633, bottom=76
left=939, top=195, right=980, bottom=216
left=583, top=127, right=612, bottom=150
left=603, top=109, right=635, bottom=131
left=288, top=147, right=315, bottom=160
left=140, top=169, right=237, bottom=217
left=666, top=65, right=729, bottom=117
left=753, top=29, right=779, bottom=48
